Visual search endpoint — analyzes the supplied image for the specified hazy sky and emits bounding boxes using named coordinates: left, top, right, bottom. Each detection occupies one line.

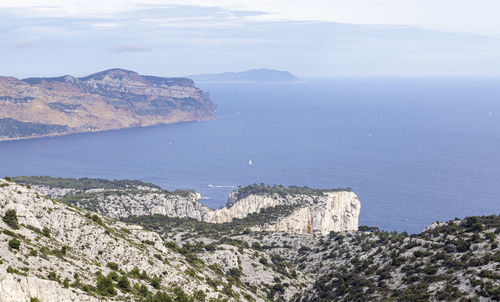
left=2, top=0, right=500, bottom=77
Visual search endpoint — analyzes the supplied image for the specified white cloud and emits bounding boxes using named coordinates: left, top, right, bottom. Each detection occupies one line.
left=1, top=0, right=500, bottom=36
left=13, top=39, right=34, bottom=49
left=110, top=44, right=152, bottom=53
left=0, top=1, right=499, bottom=77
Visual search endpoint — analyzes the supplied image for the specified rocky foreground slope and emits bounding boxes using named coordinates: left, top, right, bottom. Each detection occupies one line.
left=13, top=177, right=360, bottom=235
left=0, top=69, right=215, bottom=141
left=2, top=176, right=500, bottom=301
left=0, top=178, right=308, bottom=302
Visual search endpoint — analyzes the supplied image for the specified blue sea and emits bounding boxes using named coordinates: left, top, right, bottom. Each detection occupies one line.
left=1, top=78, right=499, bottom=233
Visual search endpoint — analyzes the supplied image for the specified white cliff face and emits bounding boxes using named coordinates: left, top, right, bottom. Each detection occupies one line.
left=33, top=185, right=212, bottom=220
left=202, top=194, right=294, bottom=223
left=257, top=191, right=361, bottom=234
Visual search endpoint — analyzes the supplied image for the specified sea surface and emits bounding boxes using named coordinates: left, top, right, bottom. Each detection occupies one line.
left=1, top=78, right=500, bottom=233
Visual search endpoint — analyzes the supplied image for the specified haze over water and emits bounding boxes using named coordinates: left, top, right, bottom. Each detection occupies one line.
left=1, top=78, right=499, bottom=233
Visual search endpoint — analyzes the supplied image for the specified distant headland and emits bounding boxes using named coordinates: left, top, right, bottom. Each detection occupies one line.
left=0, top=69, right=215, bottom=141
left=190, top=68, right=299, bottom=83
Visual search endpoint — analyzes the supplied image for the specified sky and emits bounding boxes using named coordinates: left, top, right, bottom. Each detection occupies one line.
left=1, top=0, right=500, bottom=78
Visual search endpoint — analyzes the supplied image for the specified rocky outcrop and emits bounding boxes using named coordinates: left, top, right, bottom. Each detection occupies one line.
left=0, top=267, right=98, bottom=302
left=0, top=69, right=215, bottom=141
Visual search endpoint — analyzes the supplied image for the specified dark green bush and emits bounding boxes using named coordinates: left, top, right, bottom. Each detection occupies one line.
left=117, top=275, right=131, bottom=292
left=3, top=209, right=19, bottom=229
left=96, top=273, right=116, bottom=296
left=8, top=238, right=20, bottom=249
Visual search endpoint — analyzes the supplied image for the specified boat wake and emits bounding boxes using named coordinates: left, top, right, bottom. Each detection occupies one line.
left=208, top=184, right=237, bottom=188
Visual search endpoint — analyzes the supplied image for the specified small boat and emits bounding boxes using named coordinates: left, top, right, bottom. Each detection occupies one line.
left=248, top=160, right=253, bottom=165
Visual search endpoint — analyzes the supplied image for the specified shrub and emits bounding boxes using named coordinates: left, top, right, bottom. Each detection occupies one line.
left=471, top=223, right=484, bottom=232
left=3, top=209, right=19, bottom=229
left=42, top=227, right=51, bottom=237
left=228, top=268, right=242, bottom=280
left=106, top=262, right=119, bottom=271
left=151, top=276, right=162, bottom=289
left=96, top=273, right=116, bottom=296
left=8, top=238, right=20, bottom=249
left=138, top=284, right=149, bottom=296
left=47, top=271, right=58, bottom=281
left=456, top=240, right=471, bottom=253
left=193, top=290, right=207, bottom=301
left=129, top=267, right=139, bottom=276
left=117, top=275, right=131, bottom=292
left=108, top=271, right=119, bottom=281
left=252, top=242, right=262, bottom=250
left=91, top=214, right=103, bottom=225
left=173, top=287, right=189, bottom=302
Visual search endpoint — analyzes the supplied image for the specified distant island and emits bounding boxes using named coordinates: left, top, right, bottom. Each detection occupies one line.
left=0, top=69, right=215, bottom=141
left=190, top=68, right=298, bottom=83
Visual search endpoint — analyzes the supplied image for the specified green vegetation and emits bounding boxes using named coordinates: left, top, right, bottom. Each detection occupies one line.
left=3, top=209, right=19, bottom=229
left=8, top=238, right=21, bottom=249
left=12, top=176, right=161, bottom=191
left=96, top=273, right=117, bottom=296
left=42, top=227, right=51, bottom=237
left=0, top=118, right=69, bottom=138
left=124, top=204, right=303, bottom=238
left=233, top=183, right=351, bottom=201
left=293, top=214, right=500, bottom=301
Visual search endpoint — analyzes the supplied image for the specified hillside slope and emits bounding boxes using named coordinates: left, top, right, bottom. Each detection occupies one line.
left=0, top=178, right=267, bottom=301
left=2, top=176, right=499, bottom=301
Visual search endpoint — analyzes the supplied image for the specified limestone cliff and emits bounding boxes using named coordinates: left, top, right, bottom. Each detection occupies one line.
left=0, top=69, right=215, bottom=141
left=253, top=191, right=360, bottom=234
left=14, top=177, right=361, bottom=235
left=204, top=190, right=360, bottom=234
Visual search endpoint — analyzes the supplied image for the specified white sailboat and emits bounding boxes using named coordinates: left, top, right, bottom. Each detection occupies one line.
left=248, top=160, right=253, bottom=165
